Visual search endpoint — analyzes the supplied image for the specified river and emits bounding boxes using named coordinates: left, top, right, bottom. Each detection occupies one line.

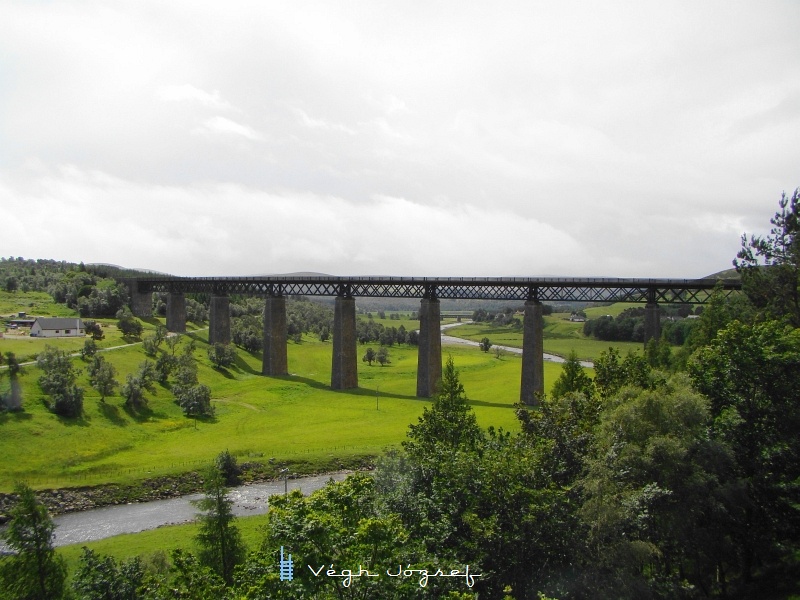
left=0, top=472, right=351, bottom=550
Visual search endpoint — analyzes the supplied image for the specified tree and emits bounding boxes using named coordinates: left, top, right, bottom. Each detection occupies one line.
left=175, top=383, right=214, bottom=419
left=689, top=320, right=800, bottom=583
left=362, top=347, right=376, bottom=365
left=165, top=332, right=182, bottom=356
left=36, top=346, right=83, bottom=417
left=88, top=355, right=118, bottom=402
left=141, top=334, right=161, bottom=357
left=83, top=319, right=104, bottom=340
left=71, top=548, right=145, bottom=600
left=593, top=347, right=658, bottom=399
left=116, top=309, right=143, bottom=338
left=0, top=482, right=67, bottom=600
left=734, top=188, right=800, bottom=326
left=255, top=474, right=429, bottom=599
left=208, top=343, right=236, bottom=369
left=192, top=466, right=246, bottom=585
left=579, top=377, right=727, bottom=596
left=479, top=337, right=492, bottom=352
left=120, top=360, right=157, bottom=411
left=405, top=356, right=483, bottom=454
left=1, top=352, right=22, bottom=411
left=79, top=338, right=98, bottom=360
left=376, top=346, right=390, bottom=366
left=550, top=350, right=594, bottom=399
left=215, top=450, right=241, bottom=486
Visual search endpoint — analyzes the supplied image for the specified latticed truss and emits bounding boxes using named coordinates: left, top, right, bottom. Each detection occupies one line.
left=125, top=276, right=742, bottom=304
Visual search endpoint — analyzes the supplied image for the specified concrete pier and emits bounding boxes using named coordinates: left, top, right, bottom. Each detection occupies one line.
left=130, top=290, right=152, bottom=318
left=644, top=302, right=661, bottom=344
left=416, top=296, right=442, bottom=398
left=166, top=293, right=186, bottom=333
left=520, top=300, right=544, bottom=405
left=331, top=295, right=358, bottom=390
left=208, top=294, right=231, bottom=345
left=262, top=295, right=288, bottom=376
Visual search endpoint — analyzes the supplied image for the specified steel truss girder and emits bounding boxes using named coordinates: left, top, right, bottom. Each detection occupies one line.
left=128, top=276, right=741, bottom=304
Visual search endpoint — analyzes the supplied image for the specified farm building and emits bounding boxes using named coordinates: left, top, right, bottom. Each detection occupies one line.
left=30, top=317, right=85, bottom=338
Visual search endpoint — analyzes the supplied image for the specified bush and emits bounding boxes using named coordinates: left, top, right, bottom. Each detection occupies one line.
left=208, top=343, right=236, bottom=369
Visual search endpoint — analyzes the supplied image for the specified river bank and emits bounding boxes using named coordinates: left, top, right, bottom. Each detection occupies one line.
left=0, top=456, right=376, bottom=524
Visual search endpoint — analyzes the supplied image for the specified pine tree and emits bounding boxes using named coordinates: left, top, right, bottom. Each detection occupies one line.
left=0, top=482, right=67, bottom=599
left=192, top=467, right=246, bottom=585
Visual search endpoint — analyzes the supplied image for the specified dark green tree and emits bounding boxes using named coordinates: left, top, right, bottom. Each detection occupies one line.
left=479, top=337, right=492, bottom=352
left=1, top=352, right=22, bottom=411
left=376, top=346, right=390, bottom=366
left=83, top=319, right=104, bottom=340
left=192, top=467, right=246, bottom=585
left=734, top=188, right=800, bottom=326
left=362, top=347, right=376, bottom=365
left=116, top=309, right=143, bottom=338
left=689, top=320, right=800, bottom=583
left=550, top=350, right=594, bottom=399
left=0, top=482, right=67, bottom=600
left=405, top=356, right=483, bottom=454
left=71, top=547, right=145, bottom=600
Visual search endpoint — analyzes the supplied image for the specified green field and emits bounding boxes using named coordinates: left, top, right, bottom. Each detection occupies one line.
left=0, top=290, right=78, bottom=319
left=0, top=325, right=565, bottom=492
left=445, top=310, right=643, bottom=361
left=56, top=513, right=272, bottom=581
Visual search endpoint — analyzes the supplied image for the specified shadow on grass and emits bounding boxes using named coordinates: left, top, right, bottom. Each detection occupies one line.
left=234, top=353, right=261, bottom=375
left=280, top=375, right=423, bottom=402
left=99, top=401, right=128, bottom=426
left=56, top=412, right=91, bottom=427
left=0, top=409, right=32, bottom=424
left=214, top=366, right=236, bottom=379
left=122, top=402, right=168, bottom=423
left=466, top=398, right=517, bottom=410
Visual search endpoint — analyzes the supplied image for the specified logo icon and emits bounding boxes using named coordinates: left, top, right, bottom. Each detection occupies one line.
left=279, top=546, right=294, bottom=581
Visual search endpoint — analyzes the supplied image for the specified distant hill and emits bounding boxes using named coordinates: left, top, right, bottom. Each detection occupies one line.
left=705, top=268, right=740, bottom=280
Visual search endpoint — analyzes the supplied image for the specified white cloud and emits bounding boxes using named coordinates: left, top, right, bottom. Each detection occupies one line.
left=195, top=117, right=263, bottom=141
left=157, top=85, right=236, bottom=112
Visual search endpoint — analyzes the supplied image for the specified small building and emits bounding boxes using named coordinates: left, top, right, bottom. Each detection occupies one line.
left=30, top=317, right=85, bottom=338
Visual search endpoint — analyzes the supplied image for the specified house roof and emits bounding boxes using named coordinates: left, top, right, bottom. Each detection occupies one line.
left=34, top=318, right=84, bottom=330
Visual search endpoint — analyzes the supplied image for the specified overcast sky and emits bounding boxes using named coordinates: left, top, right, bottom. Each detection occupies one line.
left=1, top=1, right=798, bottom=278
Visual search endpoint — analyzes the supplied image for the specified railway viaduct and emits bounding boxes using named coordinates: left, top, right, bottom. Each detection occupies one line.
left=125, top=276, right=741, bottom=404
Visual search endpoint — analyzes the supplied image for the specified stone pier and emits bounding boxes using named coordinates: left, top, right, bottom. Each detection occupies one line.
left=520, top=300, right=544, bottom=405
left=644, top=302, right=661, bottom=344
left=208, top=294, right=231, bottom=345
left=262, top=295, right=288, bottom=376
left=166, top=293, right=186, bottom=333
left=130, top=290, right=152, bottom=318
left=416, top=295, right=442, bottom=398
left=331, top=295, right=358, bottom=389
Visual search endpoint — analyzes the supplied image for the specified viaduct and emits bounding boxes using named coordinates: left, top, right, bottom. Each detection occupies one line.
left=124, top=276, right=741, bottom=404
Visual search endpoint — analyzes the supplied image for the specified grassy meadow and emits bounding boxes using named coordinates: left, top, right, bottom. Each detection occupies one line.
left=443, top=309, right=643, bottom=361
left=0, top=312, right=566, bottom=493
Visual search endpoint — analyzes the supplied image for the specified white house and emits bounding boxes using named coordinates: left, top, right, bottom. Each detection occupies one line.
left=30, top=318, right=85, bottom=338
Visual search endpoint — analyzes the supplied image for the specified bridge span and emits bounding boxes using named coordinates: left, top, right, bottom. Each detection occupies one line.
left=125, top=276, right=741, bottom=404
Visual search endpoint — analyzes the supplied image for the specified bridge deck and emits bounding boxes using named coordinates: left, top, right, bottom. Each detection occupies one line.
left=127, top=275, right=741, bottom=304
